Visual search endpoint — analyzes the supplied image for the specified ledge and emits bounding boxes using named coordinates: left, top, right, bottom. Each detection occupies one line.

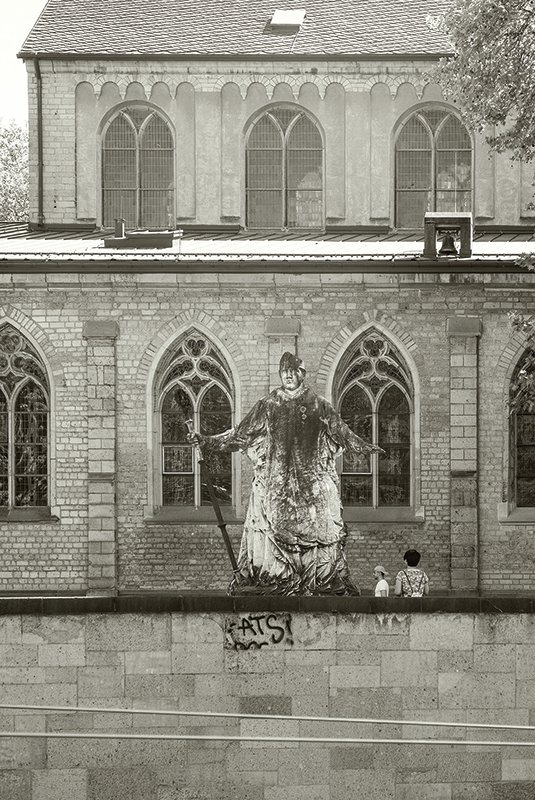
left=144, top=507, right=244, bottom=525
left=497, top=503, right=535, bottom=524
left=344, top=506, right=424, bottom=523
left=1, top=592, right=535, bottom=616
left=0, top=507, right=59, bottom=523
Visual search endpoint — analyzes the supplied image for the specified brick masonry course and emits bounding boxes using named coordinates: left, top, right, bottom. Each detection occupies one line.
left=0, top=610, right=533, bottom=798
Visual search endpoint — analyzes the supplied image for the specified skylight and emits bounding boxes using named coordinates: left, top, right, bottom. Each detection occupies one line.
left=269, top=9, right=306, bottom=29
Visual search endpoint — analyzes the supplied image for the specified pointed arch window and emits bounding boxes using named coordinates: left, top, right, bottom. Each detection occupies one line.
left=510, top=352, right=535, bottom=507
left=395, top=107, right=472, bottom=229
left=336, top=332, right=413, bottom=507
left=246, top=106, right=323, bottom=230
left=0, top=325, right=49, bottom=509
left=102, top=105, right=174, bottom=230
left=155, top=333, right=234, bottom=507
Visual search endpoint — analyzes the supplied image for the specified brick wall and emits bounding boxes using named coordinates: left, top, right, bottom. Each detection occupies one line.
left=0, top=269, right=534, bottom=593
left=1, top=609, right=535, bottom=799
left=24, top=58, right=531, bottom=228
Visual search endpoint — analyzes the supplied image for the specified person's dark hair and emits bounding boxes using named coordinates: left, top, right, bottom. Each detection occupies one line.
left=403, top=548, right=421, bottom=567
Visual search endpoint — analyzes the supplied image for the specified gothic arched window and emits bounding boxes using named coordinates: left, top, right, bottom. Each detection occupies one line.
left=336, top=332, right=413, bottom=507
left=0, top=325, right=49, bottom=508
left=395, top=107, right=472, bottom=229
left=102, top=105, right=174, bottom=230
left=155, top=333, right=234, bottom=507
left=246, top=106, right=323, bottom=230
left=510, top=352, right=535, bottom=507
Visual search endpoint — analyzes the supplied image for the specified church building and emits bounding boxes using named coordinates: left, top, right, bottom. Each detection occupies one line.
left=1, top=0, right=535, bottom=595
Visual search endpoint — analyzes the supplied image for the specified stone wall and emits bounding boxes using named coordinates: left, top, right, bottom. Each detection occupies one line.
left=0, top=268, right=534, bottom=593
left=24, top=58, right=535, bottom=228
left=1, top=606, right=535, bottom=799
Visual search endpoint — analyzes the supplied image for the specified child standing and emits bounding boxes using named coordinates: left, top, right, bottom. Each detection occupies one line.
left=373, top=566, right=390, bottom=597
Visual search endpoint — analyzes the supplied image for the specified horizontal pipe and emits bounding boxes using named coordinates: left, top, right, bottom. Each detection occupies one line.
left=0, top=703, right=533, bottom=732
left=0, top=730, right=533, bottom=747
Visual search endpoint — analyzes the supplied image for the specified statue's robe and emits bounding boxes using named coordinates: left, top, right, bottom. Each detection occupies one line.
left=206, top=383, right=373, bottom=595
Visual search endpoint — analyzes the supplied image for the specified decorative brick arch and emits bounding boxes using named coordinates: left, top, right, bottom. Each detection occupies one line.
left=137, top=309, right=247, bottom=387
left=317, top=309, right=422, bottom=397
left=0, top=306, right=63, bottom=385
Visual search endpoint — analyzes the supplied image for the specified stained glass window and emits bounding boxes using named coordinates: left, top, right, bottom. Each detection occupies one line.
left=102, top=106, right=174, bottom=230
left=395, top=108, right=472, bottom=229
left=337, top=332, right=413, bottom=507
left=0, top=324, right=49, bottom=508
left=511, top=353, right=535, bottom=507
left=156, top=333, right=234, bottom=507
left=246, top=106, right=323, bottom=230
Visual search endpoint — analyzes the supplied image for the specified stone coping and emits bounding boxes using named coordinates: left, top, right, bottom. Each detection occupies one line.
left=0, top=592, right=534, bottom=615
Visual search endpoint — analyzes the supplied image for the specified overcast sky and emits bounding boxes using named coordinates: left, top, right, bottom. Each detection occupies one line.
left=0, top=0, right=47, bottom=125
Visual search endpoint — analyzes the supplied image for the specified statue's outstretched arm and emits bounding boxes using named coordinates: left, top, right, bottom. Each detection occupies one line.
left=190, top=399, right=267, bottom=453
left=323, top=400, right=384, bottom=455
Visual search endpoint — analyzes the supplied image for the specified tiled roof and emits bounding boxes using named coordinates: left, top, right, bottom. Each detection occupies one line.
left=20, top=0, right=452, bottom=57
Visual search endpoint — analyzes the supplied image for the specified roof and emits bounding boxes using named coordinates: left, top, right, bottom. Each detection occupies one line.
left=0, top=224, right=533, bottom=272
left=19, top=0, right=452, bottom=58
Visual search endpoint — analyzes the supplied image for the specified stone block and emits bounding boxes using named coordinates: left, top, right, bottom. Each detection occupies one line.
left=474, top=615, right=535, bottom=645
left=77, top=666, right=124, bottom=697
left=32, top=769, right=87, bottom=800
left=290, top=615, right=336, bottom=650
left=172, top=643, right=222, bottom=674
left=436, top=650, right=473, bottom=672
left=125, top=651, right=171, bottom=675
left=86, top=615, right=170, bottom=651
left=0, top=683, right=77, bottom=707
left=239, top=695, right=292, bottom=716
left=396, top=785, right=451, bottom=800
left=329, top=688, right=403, bottom=719
left=473, top=644, right=515, bottom=673
left=329, top=746, right=375, bottom=770
left=46, top=736, right=188, bottom=770
left=436, top=752, right=501, bottom=782
left=0, top=645, right=38, bottom=667
left=265, top=787, right=329, bottom=800
left=277, top=747, right=330, bottom=784
left=126, top=674, right=195, bottom=699
left=330, top=768, right=395, bottom=800
left=516, top=645, right=535, bottom=680
left=380, top=651, right=438, bottom=687
left=172, top=614, right=223, bottom=644
left=88, top=767, right=156, bottom=800
left=284, top=665, right=329, bottom=697
left=22, top=617, right=85, bottom=646
left=329, top=665, right=381, bottom=689
left=410, top=615, right=474, bottom=651
left=224, top=649, right=285, bottom=675
left=0, top=617, right=21, bottom=644
left=240, top=718, right=299, bottom=749
left=438, top=672, right=515, bottom=709
left=38, top=644, right=86, bottom=667
left=0, top=771, right=30, bottom=800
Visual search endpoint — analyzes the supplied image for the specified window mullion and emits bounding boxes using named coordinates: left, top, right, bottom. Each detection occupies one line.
left=8, top=401, right=13, bottom=508
left=372, top=408, right=378, bottom=508
left=136, top=132, right=141, bottom=228
left=194, top=407, right=201, bottom=507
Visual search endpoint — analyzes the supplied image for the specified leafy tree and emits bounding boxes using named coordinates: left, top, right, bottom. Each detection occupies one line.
left=432, top=1, right=535, bottom=410
left=433, top=0, right=535, bottom=162
left=0, top=121, right=29, bottom=222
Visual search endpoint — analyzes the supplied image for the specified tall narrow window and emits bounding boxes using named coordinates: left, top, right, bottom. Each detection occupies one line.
left=336, top=332, right=413, bottom=507
left=395, top=107, right=472, bottom=228
left=156, top=333, right=234, bottom=507
left=511, top=353, right=535, bottom=507
left=102, top=106, right=174, bottom=229
left=0, top=325, right=49, bottom=509
left=246, top=106, right=323, bottom=230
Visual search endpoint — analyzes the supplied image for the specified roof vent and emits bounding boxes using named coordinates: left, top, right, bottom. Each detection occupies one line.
left=269, top=9, right=306, bottom=30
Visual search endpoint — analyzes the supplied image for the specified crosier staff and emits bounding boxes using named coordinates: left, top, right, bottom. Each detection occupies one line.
left=185, top=419, right=239, bottom=573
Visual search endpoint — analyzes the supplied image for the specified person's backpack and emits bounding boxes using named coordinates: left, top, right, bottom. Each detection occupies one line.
left=403, top=570, right=425, bottom=597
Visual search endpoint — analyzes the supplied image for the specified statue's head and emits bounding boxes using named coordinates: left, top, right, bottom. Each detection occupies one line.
left=279, top=351, right=306, bottom=391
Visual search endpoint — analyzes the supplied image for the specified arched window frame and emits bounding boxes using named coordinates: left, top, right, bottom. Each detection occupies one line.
left=100, top=103, right=175, bottom=231
left=332, top=329, right=420, bottom=521
left=153, top=331, right=236, bottom=511
left=244, top=104, right=325, bottom=231
left=393, top=104, right=473, bottom=229
left=508, top=349, right=535, bottom=512
left=0, top=324, right=50, bottom=514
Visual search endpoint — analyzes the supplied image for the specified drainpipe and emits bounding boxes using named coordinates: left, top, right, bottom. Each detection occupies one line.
left=33, top=57, right=45, bottom=228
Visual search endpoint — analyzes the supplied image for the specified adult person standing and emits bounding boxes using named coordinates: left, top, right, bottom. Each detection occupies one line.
left=188, top=352, right=381, bottom=596
left=373, top=566, right=389, bottom=597
left=394, top=548, right=429, bottom=597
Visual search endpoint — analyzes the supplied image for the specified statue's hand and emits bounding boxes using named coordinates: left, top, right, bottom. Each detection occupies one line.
left=186, top=431, right=204, bottom=446
left=364, top=443, right=386, bottom=455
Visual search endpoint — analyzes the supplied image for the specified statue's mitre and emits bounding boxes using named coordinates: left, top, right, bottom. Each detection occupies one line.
left=279, top=351, right=306, bottom=373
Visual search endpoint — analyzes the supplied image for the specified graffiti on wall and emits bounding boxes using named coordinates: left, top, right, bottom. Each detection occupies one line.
left=225, top=613, right=293, bottom=650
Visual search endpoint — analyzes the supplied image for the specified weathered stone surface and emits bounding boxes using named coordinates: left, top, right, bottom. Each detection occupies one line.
left=0, top=771, right=30, bottom=800
left=88, top=768, right=155, bottom=800
left=439, top=672, right=515, bottom=709
left=410, top=615, right=473, bottom=651
left=381, top=651, right=438, bottom=687
left=32, top=769, right=87, bottom=800
left=86, top=615, right=170, bottom=651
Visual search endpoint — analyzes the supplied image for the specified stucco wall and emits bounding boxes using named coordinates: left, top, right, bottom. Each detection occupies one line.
left=1, top=608, right=535, bottom=799
left=24, top=58, right=535, bottom=228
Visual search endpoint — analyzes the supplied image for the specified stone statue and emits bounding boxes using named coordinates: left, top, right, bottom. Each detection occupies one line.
left=189, top=352, right=381, bottom=595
